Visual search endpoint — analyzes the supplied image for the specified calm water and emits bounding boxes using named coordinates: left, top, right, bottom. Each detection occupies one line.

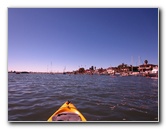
left=8, top=73, right=159, bottom=122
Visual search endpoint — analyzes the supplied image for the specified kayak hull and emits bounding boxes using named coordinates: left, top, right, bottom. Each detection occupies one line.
left=47, top=101, right=86, bottom=121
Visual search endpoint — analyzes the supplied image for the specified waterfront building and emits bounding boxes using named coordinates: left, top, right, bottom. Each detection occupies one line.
left=138, top=64, right=157, bottom=72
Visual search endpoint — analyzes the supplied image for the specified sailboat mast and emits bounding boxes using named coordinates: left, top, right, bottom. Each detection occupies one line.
left=131, top=56, right=133, bottom=72
left=51, top=62, right=52, bottom=73
left=63, top=66, right=66, bottom=74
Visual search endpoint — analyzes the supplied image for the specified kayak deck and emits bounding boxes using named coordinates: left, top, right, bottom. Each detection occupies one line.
left=52, top=112, right=81, bottom=121
left=47, top=101, right=86, bottom=121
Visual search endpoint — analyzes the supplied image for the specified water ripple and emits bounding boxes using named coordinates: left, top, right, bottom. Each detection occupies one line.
left=8, top=73, right=158, bottom=121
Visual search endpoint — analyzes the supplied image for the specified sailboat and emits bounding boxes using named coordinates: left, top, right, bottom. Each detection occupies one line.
left=50, top=62, right=54, bottom=74
left=63, top=66, right=66, bottom=74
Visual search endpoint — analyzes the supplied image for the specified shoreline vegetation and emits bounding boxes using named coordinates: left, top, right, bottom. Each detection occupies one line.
left=8, top=60, right=158, bottom=78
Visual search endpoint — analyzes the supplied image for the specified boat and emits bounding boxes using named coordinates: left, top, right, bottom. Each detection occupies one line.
left=63, top=66, right=66, bottom=74
left=149, top=66, right=158, bottom=77
left=47, top=101, right=86, bottom=121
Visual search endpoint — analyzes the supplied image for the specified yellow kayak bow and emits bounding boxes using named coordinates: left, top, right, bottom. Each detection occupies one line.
left=47, top=101, right=86, bottom=121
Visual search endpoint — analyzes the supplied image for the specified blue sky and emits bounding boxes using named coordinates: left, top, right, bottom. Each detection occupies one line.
left=8, top=8, right=158, bottom=72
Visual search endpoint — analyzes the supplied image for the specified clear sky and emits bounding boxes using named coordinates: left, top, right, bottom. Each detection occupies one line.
left=8, top=8, right=158, bottom=72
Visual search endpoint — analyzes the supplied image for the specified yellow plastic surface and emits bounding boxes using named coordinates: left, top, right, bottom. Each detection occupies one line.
left=47, top=101, right=86, bottom=121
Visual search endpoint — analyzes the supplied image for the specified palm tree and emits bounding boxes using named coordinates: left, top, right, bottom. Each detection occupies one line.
left=144, top=60, right=148, bottom=65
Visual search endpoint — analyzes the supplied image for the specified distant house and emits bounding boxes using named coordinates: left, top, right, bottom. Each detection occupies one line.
left=138, top=64, right=158, bottom=72
left=107, top=67, right=117, bottom=74
left=85, top=69, right=92, bottom=74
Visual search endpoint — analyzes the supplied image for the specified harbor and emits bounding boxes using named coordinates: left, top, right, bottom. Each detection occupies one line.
left=9, top=59, right=158, bottom=78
